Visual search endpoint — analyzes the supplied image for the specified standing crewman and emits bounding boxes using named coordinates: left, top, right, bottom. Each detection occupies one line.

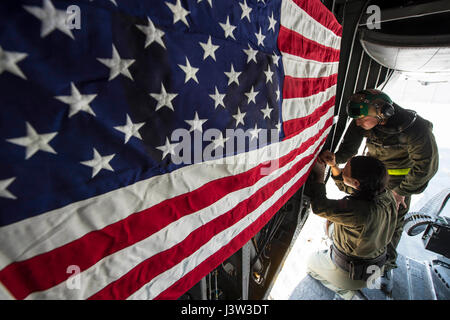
left=320, top=88, right=439, bottom=294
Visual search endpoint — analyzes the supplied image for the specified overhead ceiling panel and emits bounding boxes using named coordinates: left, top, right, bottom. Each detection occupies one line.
left=360, top=30, right=450, bottom=73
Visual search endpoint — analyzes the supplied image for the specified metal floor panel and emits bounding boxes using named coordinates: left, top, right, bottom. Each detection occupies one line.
left=428, top=261, right=450, bottom=300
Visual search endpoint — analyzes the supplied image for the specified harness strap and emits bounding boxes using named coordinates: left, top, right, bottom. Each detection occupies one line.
left=331, top=244, right=386, bottom=281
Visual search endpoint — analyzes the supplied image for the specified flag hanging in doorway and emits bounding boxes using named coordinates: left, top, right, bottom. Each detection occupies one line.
left=0, top=0, right=341, bottom=299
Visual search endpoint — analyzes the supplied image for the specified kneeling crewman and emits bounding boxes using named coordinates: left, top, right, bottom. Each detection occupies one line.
left=305, top=155, right=397, bottom=299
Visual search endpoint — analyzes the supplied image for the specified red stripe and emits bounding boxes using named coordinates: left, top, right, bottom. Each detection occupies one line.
left=291, top=0, right=342, bottom=37
left=282, top=74, right=337, bottom=100
left=154, top=137, right=326, bottom=300
left=89, top=125, right=331, bottom=300
left=283, top=96, right=335, bottom=137
left=0, top=118, right=331, bottom=300
left=278, top=25, right=340, bottom=63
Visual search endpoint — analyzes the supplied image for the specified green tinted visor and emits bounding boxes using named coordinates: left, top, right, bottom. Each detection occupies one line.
left=346, top=94, right=370, bottom=119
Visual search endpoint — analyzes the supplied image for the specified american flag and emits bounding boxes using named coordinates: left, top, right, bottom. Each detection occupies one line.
left=0, top=0, right=341, bottom=299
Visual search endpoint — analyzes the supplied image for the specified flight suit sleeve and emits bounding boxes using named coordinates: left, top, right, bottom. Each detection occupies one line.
left=331, top=172, right=355, bottom=195
left=334, top=120, right=365, bottom=164
left=308, top=181, right=364, bottom=227
left=393, top=123, right=439, bottom=196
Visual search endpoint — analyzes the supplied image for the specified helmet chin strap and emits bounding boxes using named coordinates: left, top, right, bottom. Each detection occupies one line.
left=370, top=105, right=385, bottom=125
left=376, top=115, right=385, bottom=125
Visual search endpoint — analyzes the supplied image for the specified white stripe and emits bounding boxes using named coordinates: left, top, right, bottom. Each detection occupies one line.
left=282, top=84, right=337, bottom=122
left=0, top=282, right=14, bottom=300
left=281, top=0, right=341, bottom=50
left=283, top=53, right=339, bottom=79
left=25, top=109, right=334, bottom=299
left=0, top=108, right=333, bottom=270
left=129, top=129, right=329, bottom=300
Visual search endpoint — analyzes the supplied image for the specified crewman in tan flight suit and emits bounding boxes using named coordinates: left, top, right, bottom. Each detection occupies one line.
left=320, top=89, right=439, bottom=294
left=306, top=155, right=397, bottom=300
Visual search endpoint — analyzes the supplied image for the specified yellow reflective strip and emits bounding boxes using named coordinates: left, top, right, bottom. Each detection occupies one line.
left=387, top=168, right=411, bottom=176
